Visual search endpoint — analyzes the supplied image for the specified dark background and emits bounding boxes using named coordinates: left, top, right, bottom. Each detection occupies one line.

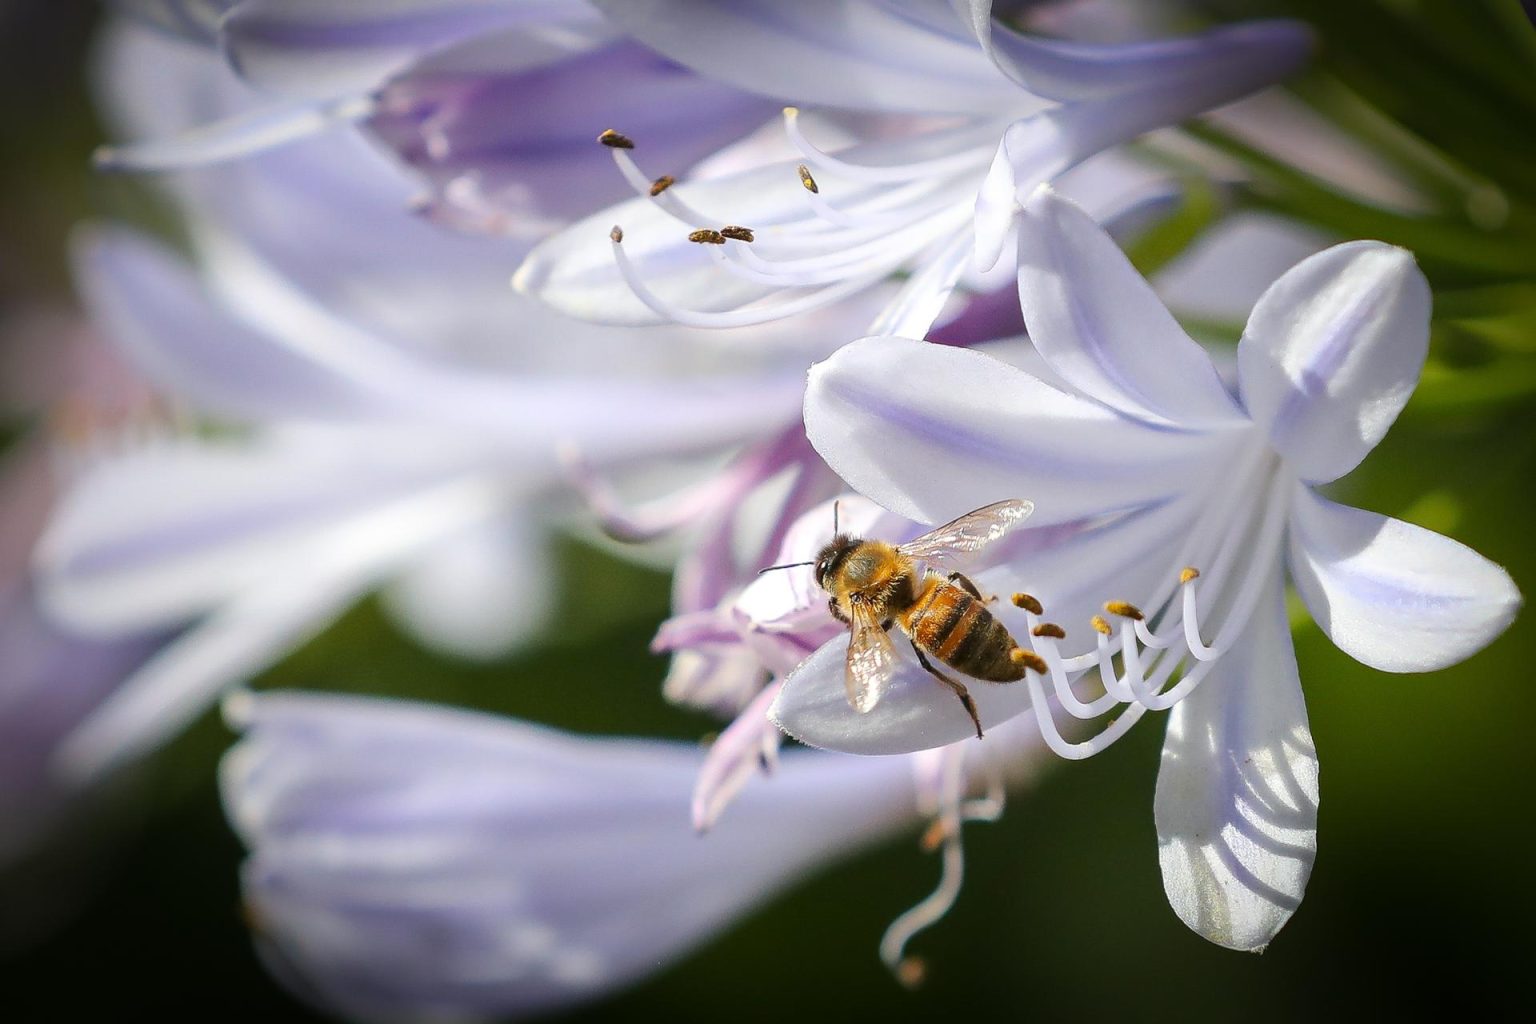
left=2, top=3, right=1533, bottom=1020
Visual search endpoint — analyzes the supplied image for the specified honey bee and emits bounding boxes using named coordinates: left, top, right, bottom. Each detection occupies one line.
left=762, top=499, right=1035, bottom=739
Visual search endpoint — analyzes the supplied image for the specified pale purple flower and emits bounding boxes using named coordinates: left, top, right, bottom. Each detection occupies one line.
left=514, top=0, right=1311, bottom=335
left=220, top=689, right=1050, bottom=1019
left=36, top=18, right=850, bottom=782
left=771, top=186, right=1521, bottom=950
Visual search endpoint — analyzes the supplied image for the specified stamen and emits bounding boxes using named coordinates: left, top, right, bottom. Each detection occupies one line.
left=782, top=105, right=997, bottom=185
left=1180, top=566, right=1201, bottom=583
left=1032, top=623, right=1065, bottom=639
left=1104, top=600, right=1143, bottom=620
left=896, top=957, right=927, bottom=990
left=797, top=161, right=819, bottom=194
left=1031, top=635, right=1120, bottom=719
left=720, top=225, right=755, bottom=243
left=597, top=128, right=634, bottom=149
left=1026, top=673, right=1150, bottom=760
left=1093, top=627, right=1137, bottom=702
left=649, top=175, right=675, bottom=196
left=1012, top=593, right=1043, bottom=614
left=688, top=229, right=726, bottom=245
left=610, top=229, right=887, bottom=327
left=1090, top=615, right=1112, bottom=635
left=608, top=225, right=623, bottom=243
left=1009, top=648, right=1048, bottom=673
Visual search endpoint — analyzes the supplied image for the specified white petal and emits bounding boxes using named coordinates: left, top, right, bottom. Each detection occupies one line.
left=1237, top=242, right=1430, bottom=483
left=803, top=336, right=1228, bottom=529
left=1154, top=555, right=1317, bottom=951
left=381, top=516, right=555, bottom=661
left=1288, top=486, right=1520, bottom=673
left=53, top=473, right=508, bottom=781
left=35, top=435, right=495, bottom=633
left=222, top=691, right=916, bottom=1020
left=770, top=631, right=1031, bottom=755
left=961, top=3, right=1311, bottom=103
left=1015, top=186, right=1244, bottom=427
left=221, top=0, right=592, bottom=98
left=588, top=0, right=1020, bottom=114
left=72, top=227, right=384, bottom=420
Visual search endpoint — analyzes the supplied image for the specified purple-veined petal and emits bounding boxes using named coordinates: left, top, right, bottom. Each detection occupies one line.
left=381, top=515, right=555, bottom=661
left=957, top=1, right=1311, bottom=103
left=370, top=38, right=777, bottom=232
left=35, top=435, right=509, bottom=635
left=1154, top=553, right=1317, bottom=952
left=1237, top=241, right=1430, bottom=484
left=72, top=227, right=387, bottom=421
left=52, top=474, right=511, bottom=782
left=220, top=0, right=598, bottom=98
left=769, top=495, right=1200, bottom=754
left=1288, top=486, right=1520, bottom=673
left=803, top=336, right=1233, bottom=529
left=1014, top=185, right=1244, bottom=428
left=222, top=691, right=917, bottom=1021
left=588, top=0, right=1022, bottom=115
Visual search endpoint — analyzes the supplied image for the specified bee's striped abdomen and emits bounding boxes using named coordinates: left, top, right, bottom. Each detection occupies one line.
left=904, top=578, right=1025, bottom=683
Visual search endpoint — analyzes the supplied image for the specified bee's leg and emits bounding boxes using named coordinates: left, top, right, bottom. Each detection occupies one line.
left=828, top=596, right=850, bottom=624
left=946, top=571, right=996, bottom=604
left=910, top=641, right=984, bottom=740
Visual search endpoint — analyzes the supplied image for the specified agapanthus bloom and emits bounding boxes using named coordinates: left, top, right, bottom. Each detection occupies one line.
left=772, top=186, right=1521, bottom=950
left=220, top=683, right=1051, bottom=1019
left=516, top=0, right=1312, bottom=337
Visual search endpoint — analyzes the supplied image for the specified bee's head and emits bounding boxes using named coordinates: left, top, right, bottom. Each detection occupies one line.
left=813, top=534, right=859, bottom=590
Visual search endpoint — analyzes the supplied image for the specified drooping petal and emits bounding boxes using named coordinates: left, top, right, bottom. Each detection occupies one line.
left=51, top=472, right=510, bottom=781
left=1237, top=242, right=1430, bottom=483
left=1288, top=486, right=1520, bottom=673
left=72, top=227, right=386, bottom=421
left=220, top=0, right=599, bottom=98
left=1014, top=186, right=1244, bottom=428
left=1154, top=554, right=1317, bottom=952
left=803, top=336, right=1232, bottom=528
left=34, top=435, right=502, bottom=634
left=222, top=691, right=917, bottom=1021
left=957, top=2, right=1312, bottom=103
left=588, top=0, right=1022, bottom=115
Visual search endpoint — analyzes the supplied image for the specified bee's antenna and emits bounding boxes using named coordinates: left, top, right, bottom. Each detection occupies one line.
left=758, top=560, right=815, bottom=575
left=832, top=499, right=840, bottom=536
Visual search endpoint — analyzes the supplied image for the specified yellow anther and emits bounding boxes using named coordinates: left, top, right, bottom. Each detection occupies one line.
left=1104, top=600, right=1144, bottom=621
left=687, top=228, right=726, bottom=245
left=648, top=174, right=675, bottom=196
left=1031, top=622, right=1066, bottom=639
left=1010, top=648, right=1048, bottom=673
left=1180, top=566, right=1201, bottom=584
left=797, top=163, right=819, bottom=194
left=896, top=956, right=927, bottom=990
left=597, top=128, right=635, bottom=149
left=720, top=225, right=755, bottom=242
left=1090, top=615, right=1112, bottom=636
left=609, top=225, right=624, bottom=243
left=1011, top=593, right=1043, bottom=614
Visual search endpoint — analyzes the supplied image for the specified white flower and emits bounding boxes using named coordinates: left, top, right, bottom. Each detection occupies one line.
left=771, top=185, right=1521, bottom=950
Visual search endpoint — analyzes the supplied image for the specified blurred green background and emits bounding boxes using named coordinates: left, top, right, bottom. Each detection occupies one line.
left=2, top=2, right=1534, bottom=1020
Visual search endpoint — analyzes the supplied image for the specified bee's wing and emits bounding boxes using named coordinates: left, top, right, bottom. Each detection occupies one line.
left=896, top=498, right=1035, bottom=565
left=845, top=598, right=898, bottom=714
